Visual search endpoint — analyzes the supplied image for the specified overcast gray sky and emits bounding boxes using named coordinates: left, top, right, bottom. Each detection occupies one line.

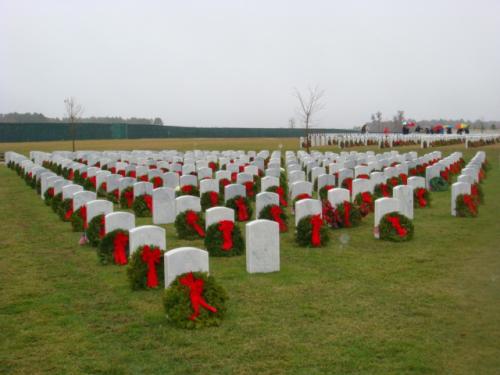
left=1, top=0, right=499, bottom=128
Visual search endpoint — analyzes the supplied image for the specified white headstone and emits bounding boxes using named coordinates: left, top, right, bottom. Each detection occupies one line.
left=374, top=197, right=400, bottom=239
left=153, top=187, right=176, bottom=224
left=295, top=198, right=322, bottom=225
left=393, top=185, right=413, bottom=219
left=205, top=206, right=234, bottom=228
left=175, top=195, right=201, bottom=216
left=105, top=212, right=136, bottom=234
left=164, top=247, right=209, bottom=287
left=129, top=225, right=166, bottom=256
left=246, top=220, right=280, bottom=273
left=451, top=182, right=471, bottom=216
left=255, top=192, right=279, bottom=217
left=86, top=199, right=113, bottom=223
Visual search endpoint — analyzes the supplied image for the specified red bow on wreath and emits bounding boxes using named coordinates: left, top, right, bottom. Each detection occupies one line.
left=386, top=215, right=407, bottom=238
left=113, top=232, right=128, bottom=265
left=218, top=220, right=234, bottom=250
left=113, top=189, right=120, bottom=201
left=462, top=194, right=477, bottom=215
left=186, top=211, right=205, bottom=237
left=275, top=186, right=288, bottom=207
left=141, top=245, right=162, bottom=288
left=399, top=174, right=408, bottom=184
left=231, top=172, right=237, bottom=182
left=123, top=189, right=134, bottom=208
left=80, top=205, right=88, bottom=229
left=152, top=176, right=163, bottom=188
left=471, top=184, right=478, bottom=198
left=68, top=170, right=74, bottom=180
left=343, top=201, right=351, bottom=227
left=209, top=162, right=217, bottom=172
left=310, top=214, right=323, bottom=246
left=244, top=181, right=255, bottom=197
left=295, top=193, right=311, bottom=202
left=361, top=192, right=372, bottom=205
left=182, top=185, right=193, bottom=194
left=89, top=176, right=97, bottom=188
left=270, top=205, right=287, bottom=232
left=65, top=206, right=73, bottom=220
left=143, top=194, right=153, bottom=212
left=47, top=187, right=54, bottom=197
left=235, top=197, right=249, bottom=221
left=109, top=167, right=116, bottom=174
left=209, top=191, right=219, bottom=206
left=179, top=272, right=217, bottom=321
left=343, top=178, right=353, bottom=193
left=415, top=188, right=427, bottom=207
left=380, top=184, right=390, bottom=197
left=99, top=216, right=106, bottom=238
left=220, top=178, right=230, bottom=188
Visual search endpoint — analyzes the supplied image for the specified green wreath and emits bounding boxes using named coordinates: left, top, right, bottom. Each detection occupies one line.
left=178, top=185, right=199, bottom=197
left=334, top=201, right=362, bottom=228
left=97, top=184, right=107, bottom=198
left=226, top=196, right=253, bottom=221
left=296, top=215, right=329, bottom=247
left=43, top=189, right=53, bottom=206
left=379, top=213, right=414, bottom=242
left=163, top=272, right=228, bottom=329
left=58, top=198, right=73, bottom=221
left=204, top=222, right=244, bottom=256
left=107, top=189, right=120, bottom=204
left=73, top=170, right=83, bottom=184
left=97, top=229, right=129, bottom=265
left=413, top=188, right=431, bottom=208
left=127, top=245, right=165, bottom=290
left=455, top=194, right=478, bottom=218
left=133, top=195, right=152, bottom=217
left=430, top=176, right=449, bottom=192
left=175, top=210, right=206, bottom=239
left=318, top=185, right=335, bottom=202
left=353, top=192, right=374, bottom=217
left=373, top=183, right=392, bottom=199
left=51, top=192, right=63, bottom=213
left=266, top=185, right=288, bottom=207
left=201, top=191, right=221, bottom=211
left=120, top=186, right=134, bottom=208
left=70, top=207, right=85, bottom=232
left=87, top=214, right=105, bottom=247
left=61, top=167, right=71, bottom=179
left=472, top=183, right=484, bottom=205
left=258, top=204, right=288, bottom=232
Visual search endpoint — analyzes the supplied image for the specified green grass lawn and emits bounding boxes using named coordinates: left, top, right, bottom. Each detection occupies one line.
left=1, top=142, right=500, bottom=374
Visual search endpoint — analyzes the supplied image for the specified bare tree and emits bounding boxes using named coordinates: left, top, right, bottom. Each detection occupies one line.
left=288, top=117, right=296, bottom=129
left=64, top=97, right=83, bottom=152
left=392, top=110, right=405, bottom=132
left=294, top=86, right=325, bottom=152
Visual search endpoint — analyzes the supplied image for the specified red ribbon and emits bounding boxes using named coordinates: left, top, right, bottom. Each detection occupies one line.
left=231, top=172, right=237, bottom=182
left=47, top=187, right=54, bottom=197
left=415, top=188, right=427, bottom=207
left=100, top=182, right=107, bottom=192
left=113, top=189, right=120, bottom=201
left=109, top=167, right=116, bottom=174
left=141, top=245, right=162, bottom=288
left=275, top=186, right=288, bottom=207
left=295, top=193, right=311, bottom=202
left=209, top=162, right=217, bottom=172
left=386, top=215, right=407, bottom=237
left=118, top=170, right=126, bottom=177
left=389, top=177, right=399, bottom=187
left=128, top=171, right=136, bottom=178
left=139, top=175, right=148, bottom=182
left=65, top=208, right=73, bottom=220
left=81, top=172, right=88, bottom=179
left=343, top=178, right=353, bottom=193
left=471, top=184, right=478, bottom=197
left=244, top=181, right=255, bottom=197
left=361, top=192, right=372, bottom=205
left=99, top=216, right=106, bottom=238
left=113, top=232, right=128, bottom=265
left=399, top=174, right=408, bottom=184
left=124, top=189, right=134, bottom=208
left=235, top=197, right=249, bottom=221
left=440, top=170, right=449, bottom=182
left=462, top=194, right=477, bottom=215
left=152, top=176, right=163, bottom=188
left=181, top=185, right=193, bottom=194
left=220, top=178, right=230, bottom=189
left=209, top=191, right=219, bottom=206
left=380, top=183, right=390, bottom=197
left=143, top=194, right=153, bottom=212
left=89, top=176, right=97, bottom=188
left=218, top=220, right=234, bottom=250
left=68, top=170, right=74, bottom=180
left=343, top=201, right=351, bottom=227
left=357, top=174, right=369, bottom=179
left=179, top=272, right=217, bottom=321
left=186, top=211, right=205, bottom=237
left=270, top=205, right=287, bottom=232
left=80, top=205, right=88, bottom=229
left=310, top=214, right=323, bottom=246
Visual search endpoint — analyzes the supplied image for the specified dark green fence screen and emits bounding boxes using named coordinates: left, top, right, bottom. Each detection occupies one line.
left=0, top=123, right=355, bottom=143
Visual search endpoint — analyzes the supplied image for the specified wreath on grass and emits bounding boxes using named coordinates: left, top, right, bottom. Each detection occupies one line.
left=97, top=229, right=129, bottom=265
left=133, top=194, right=153, bottom=217
left=150, top=176, right=163, bottom=189
left=58, top=198, right=73, bottom=221
left=353, top=192, right=374, bottom=217
left=87, top=214, right=106, bottom=247
left=266, top=186, right=288, bottom=207
left=414, top=188, right=431, bottom=208
left=386, top=176, right=401, bottom=188
left=175, top=210, right=206, bottom=239
left=379, top=213, right=414, bottom=242
left=97, top=183, right=107, bottom=198
left=120, top=186, right=134, bottom=208
left=219, top=178, right=231, bottom=195
left=430, top=176, right=449, bottom=192
left=201, top=191, right=221, bottom=211
left=43, top=188, right=54, bottom=206
left=226, top=196, right=252, bottom=222
left=178, top=185, right=199, bottom=197
left=374, top=183, right=392, bottom=199
left=127, top=245, right=165, bottom=290
left=107, top=189, right=120, bottom=204
left=455, top=194, right=478, bottom=217
left=51, top=192, right=63, bottom=213
left=243, top=181, right=257, bottom=199
left=471, top=183, right=484, bottom=205
left=258, top=204, right=288, bottom=232
left=296, top=215, right=329, bottom=247
left=70, top=206, right=86, bottom=232
left=204, top=221, right=244, bottom=256
left=334, top=200, right=362, bottom=228
left=163, top=272, right=227, bottom=329
left=319, top=185, right=335, bottom=202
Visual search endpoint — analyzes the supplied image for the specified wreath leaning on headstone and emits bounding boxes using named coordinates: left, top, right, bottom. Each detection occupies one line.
left=127, top=244, right=165, bottom=290
left=266, top=185, right=288, bottom=207
left=429, top=176, right=449, bottom=192
left=323, top=201, right=362, bottom=229
left=226, top=196, right=253, bottom=222
left=58, top=198, right=73, bottom=221
left=163, top=272, right=228, bottom=329
left=296, top=214, right=330, bottom=248
left=413, top=188, right=431, bottom=208
left=318, top=185, right=335, bottom=202
left=258, top=204, right=288, bottom=232
left=120, top=186, right=134, bottom=209
left=204, top=221, right=244, bottom=257
left=51, top=192, right=63, bottom=213
left=201, top=191, right=221, bottom=211
left=455, top=194, right=478, bottom=217
left=374, top=183, right=392, bottom=199
left=86, top=214, right=106, bottom=247
left=379, top=212, right=414, bottom=242
left=70, top=206, right=86, bottom=232
left=175, top=210, right=206, bottom=239
left=97, top=229, right=129, bottom=266
left=353, top=192, right=374, bottom=217
left=133, top=194, right=153, bottom=217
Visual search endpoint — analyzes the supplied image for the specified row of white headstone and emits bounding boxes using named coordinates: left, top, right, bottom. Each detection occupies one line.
left=451, top=151, right=486, bottom=216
